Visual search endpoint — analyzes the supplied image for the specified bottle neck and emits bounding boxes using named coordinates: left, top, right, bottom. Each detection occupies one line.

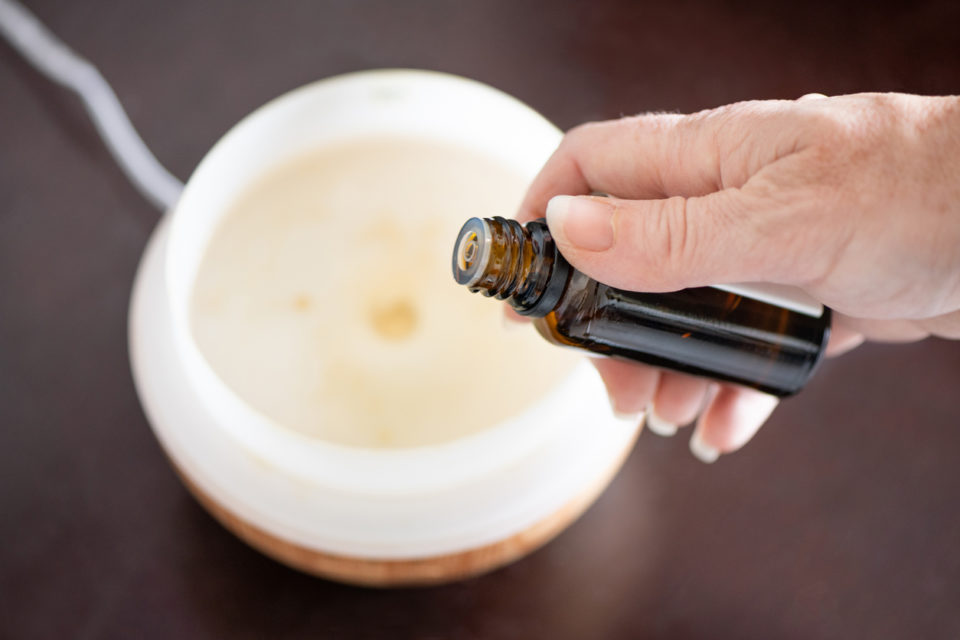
left=451, top=217, right=570, bottom=317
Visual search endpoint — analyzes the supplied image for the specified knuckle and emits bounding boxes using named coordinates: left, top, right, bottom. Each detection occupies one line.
left=558, top=122, right=599, bottom=159
left=561, top=120, right=617, bottom=164
left=565, top=119, right=614, bottom=146
left=620, top=112, right=685, bottom=152
left=563, top=121, right=597, bottom=142
left=801, top=94, right=893, bottom=149
left=638, top=197, right=698, bottom=286
left=665, top=197, right=694, bottom=265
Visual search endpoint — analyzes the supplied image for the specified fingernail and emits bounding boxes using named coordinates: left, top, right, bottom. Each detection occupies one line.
left=689, top=425, right=720, bottom=464
left=546, top=195, right=615, bottom=251
left=607, top=396, right=642, bottom=422
left=645, top=410, right=677, bottom=437
left=612, top=408, right=643, bottom=422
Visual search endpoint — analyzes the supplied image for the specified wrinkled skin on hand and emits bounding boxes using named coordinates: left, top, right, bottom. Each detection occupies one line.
left=512, top=92, right=960, bottom=462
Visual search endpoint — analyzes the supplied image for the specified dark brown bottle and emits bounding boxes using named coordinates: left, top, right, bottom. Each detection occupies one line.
left=452, top=216, right=831, bottom=397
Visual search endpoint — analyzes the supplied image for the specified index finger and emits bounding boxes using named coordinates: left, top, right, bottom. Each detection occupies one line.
left=516, top=113, right=711, bottom=223
left=516, top=102, right=804, bottom=223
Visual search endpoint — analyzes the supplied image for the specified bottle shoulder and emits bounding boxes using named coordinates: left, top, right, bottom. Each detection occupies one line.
left=532, top=271, right=604, bottom=347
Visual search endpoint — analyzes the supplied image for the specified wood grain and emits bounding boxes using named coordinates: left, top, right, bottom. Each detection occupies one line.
left=174, top=430, right=637, bottom=587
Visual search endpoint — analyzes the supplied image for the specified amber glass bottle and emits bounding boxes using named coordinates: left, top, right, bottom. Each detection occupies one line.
left=452, top=217, right=831, bottom=397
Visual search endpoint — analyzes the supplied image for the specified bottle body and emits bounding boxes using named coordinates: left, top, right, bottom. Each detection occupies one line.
left=532, top=271, right=830, bottom=396
left=452, top=217, right=831, bottom=397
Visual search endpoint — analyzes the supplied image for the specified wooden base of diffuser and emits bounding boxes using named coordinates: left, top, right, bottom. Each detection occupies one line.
left=173, top=430, right=637, bottom=587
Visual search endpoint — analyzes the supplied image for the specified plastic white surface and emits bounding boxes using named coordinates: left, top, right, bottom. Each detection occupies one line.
left=131, top=218, right=637, bottom=558
left=164, top=70, right=583, bottom=494
left=129, top=70, right=639, bottom=559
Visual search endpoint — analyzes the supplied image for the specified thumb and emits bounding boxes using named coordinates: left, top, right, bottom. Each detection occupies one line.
left=544, top=193, right=772, bottom=292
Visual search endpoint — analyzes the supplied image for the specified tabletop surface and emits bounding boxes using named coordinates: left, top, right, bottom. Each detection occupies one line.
left=2, top=1, right=959, bottom=638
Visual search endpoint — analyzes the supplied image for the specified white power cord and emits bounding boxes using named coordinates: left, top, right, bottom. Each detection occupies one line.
left=0, top=0, right=183, bottom=210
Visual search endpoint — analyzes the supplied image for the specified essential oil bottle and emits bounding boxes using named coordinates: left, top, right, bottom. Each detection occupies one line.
left=451, top=216, right=831, bottom=397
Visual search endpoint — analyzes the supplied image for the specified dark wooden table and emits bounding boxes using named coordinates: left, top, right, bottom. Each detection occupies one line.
left=2, top=1, right=959, bottom=638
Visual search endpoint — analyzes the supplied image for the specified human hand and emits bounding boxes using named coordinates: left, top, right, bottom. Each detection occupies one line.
left=514, top=92, right=960, bottom=462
